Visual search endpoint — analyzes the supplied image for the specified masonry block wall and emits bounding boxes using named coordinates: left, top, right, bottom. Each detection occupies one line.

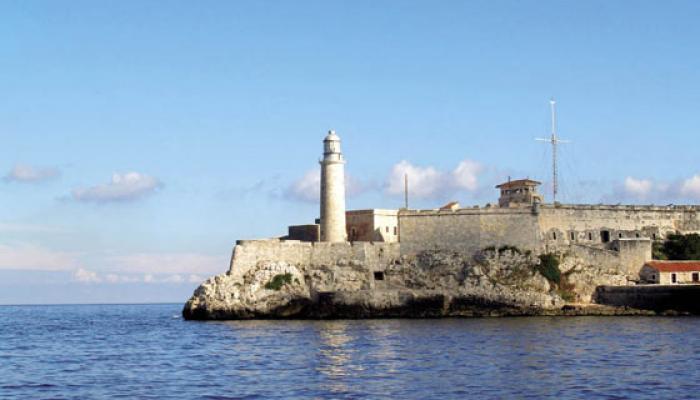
left=398, top=208, right=540, bottom=256
left=538, top=205, right=700, bottom=248
left=228, top=239, right=400, bottom=280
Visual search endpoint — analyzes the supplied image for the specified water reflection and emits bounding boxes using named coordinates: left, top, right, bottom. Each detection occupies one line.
left=315, top=321, right=355, bottom=395
left=195, top=315, right=700, bottom=399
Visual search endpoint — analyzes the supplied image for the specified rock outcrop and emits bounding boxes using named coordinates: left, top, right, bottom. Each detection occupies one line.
left=183, top=248, right=636, bottom=320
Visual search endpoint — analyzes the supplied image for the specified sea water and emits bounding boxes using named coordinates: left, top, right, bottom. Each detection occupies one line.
left=1, top=304, right=699, bottom=399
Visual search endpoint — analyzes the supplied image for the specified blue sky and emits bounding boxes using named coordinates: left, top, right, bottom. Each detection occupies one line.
left=1, top=1, right=699, bottom=304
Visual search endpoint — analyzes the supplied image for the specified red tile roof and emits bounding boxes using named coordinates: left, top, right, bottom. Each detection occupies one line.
left=645, top=261, right=700, bottom=272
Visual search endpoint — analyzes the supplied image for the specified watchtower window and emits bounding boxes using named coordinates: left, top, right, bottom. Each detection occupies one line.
left=601, top=231, right=611, bottom=243
left=373, top=271, right=385, bottom=281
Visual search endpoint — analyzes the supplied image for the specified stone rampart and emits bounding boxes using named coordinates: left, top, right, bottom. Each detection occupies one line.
left=567, top=239, right=651, bottom=278
left=398, top=208, right=540, bottom=256
left=539, top=204, right=700, bottom=246
left=228, top=239, right=400, bottom=280
left=399, top=204, right=697, bottom=260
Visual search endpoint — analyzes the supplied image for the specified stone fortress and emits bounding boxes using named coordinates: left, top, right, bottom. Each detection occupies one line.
left=183, top=130, right=700, bottom=319
left=281, top=131, right=698, bottom=280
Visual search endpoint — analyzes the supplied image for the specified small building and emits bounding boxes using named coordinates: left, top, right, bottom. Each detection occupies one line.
left=286, top=224, right=320, bottom=242
left=640, top=261, right=700, bottom=284
left=496, top=179, right=543, bottom=208
left=440, top=201, right=460, bottom=211
left=346, top=209, right=399, bottom=242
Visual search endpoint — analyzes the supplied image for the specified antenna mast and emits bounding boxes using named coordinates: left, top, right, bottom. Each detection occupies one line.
left=404, top=173, right=409, bottom=209
left=536, top=99, right=569, bottom=203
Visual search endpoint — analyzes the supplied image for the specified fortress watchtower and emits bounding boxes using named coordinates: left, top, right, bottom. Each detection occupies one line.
left=496, top=179, right=543, bottom=208
left=319, top=130, right=347, bottom=242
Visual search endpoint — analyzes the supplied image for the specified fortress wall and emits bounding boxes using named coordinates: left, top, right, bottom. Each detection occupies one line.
left=567, top=240, right=651, bottom=278
left=538, top=205, right=700, bottom=247
left=229, top=239, right=400, bottom=280
left=398, top=209, right=540, bottom=256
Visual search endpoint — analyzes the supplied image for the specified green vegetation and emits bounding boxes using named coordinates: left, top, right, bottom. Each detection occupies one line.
left=536, top=253, right=561, bottom=284
left=264, top=273, right=293, bottom=291
left=557, top=288, right=576, bottom=302
left=534, top=253, right=577, bottom=302
left=654, top=233, right=700, bottom=260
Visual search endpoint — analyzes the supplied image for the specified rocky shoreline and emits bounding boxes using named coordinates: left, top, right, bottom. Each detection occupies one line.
left=183, top=287, right=662, bottom=320
left=182, top=248, right=677, bottom=320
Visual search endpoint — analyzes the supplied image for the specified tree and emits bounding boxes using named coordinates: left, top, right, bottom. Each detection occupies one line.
left=659, top=233, right=700, bottom=260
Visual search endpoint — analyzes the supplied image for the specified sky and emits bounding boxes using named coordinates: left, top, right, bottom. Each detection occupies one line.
left=1, top=1, right=699, bottom=304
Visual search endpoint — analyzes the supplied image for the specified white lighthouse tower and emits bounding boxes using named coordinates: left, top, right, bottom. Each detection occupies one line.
left=319, top=130, right=347, bottom=242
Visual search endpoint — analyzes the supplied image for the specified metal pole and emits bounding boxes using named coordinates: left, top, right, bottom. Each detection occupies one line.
left=551, top=99, right=558, bottom=202
left=404, top=173, right=408, bottom=209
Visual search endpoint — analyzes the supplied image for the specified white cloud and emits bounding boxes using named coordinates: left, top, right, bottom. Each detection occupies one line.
left=81, top=271, right=198, bottom=285
left=73, top=268, right=101, bottom=283
left=188, top=274, right=204, bottom=283
left=612, top=174, right=700, bottom=203
left=283, top=169, right=371, bottom=203
left=680, top=175, right=700, bottom=199
left=104, top=273, right=141, bottom=283
left=105, top=252, right=226, bottom=275
left=452, top=160, right=483, bottom=191
left=623, top=177, right=653, bottom=199
left=163, top=274, right=184, bottom=283
left=0, top=243, right=79, bottom=271
left=3, top=164, right=60, bottom=183
left=72, top=172, right=162, bottom=203
left=285, top=169, right=320, bottom=203
left=386, top=159, right=483, bottom=199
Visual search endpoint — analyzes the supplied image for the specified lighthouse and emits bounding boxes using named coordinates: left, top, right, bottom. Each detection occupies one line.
left=319, top=130, right=347, bottom=242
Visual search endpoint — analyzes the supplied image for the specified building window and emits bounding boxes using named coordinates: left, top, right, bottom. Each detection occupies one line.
left=618, top=233, right=623, bottom=238
left=693, top=273, right=699, bottom=282
left=552, top=232, right=557, bottom=240
left=636, top=233, right=640, bottom=238
left=385, top=226, right=389, bottom=233
left=651, top=274, right=656, bottom=282
left=653, top=233, right=657, bottom=240
left=671, top=273, right=677, bottom=284
left=373, top=271, right=385, bottom=281
left=393, top=226, right=397, bottom=235
left=570, top=232, right=575, bottom=241
left=588, top=233, right=593, bottom=240
left=601, top=231, right=611, bottom=243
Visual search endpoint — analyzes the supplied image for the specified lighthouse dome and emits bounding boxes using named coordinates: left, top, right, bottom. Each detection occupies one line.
left=324, top=130, right=340, bottom=141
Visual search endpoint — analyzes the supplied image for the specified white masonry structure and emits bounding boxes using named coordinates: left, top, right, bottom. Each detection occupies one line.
left=319, top=130, right=347, bottom=242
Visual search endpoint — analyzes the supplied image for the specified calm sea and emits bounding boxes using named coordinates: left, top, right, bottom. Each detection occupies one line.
left=1, top=304, right=699, bottom=399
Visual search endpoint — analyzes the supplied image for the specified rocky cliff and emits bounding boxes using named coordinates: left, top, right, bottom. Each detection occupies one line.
left=183, top=247, right=638, bottom=320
